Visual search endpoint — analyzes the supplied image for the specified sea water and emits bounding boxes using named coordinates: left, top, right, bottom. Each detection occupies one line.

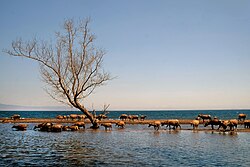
left=0, top=123, right=250, bottom=166
left=0, top=110, right=250, bottom=166
left=1, top=109, right=250, bottom=120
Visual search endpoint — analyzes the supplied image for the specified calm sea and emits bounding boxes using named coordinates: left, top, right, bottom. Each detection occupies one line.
left=1, top=109, right=250, bottom=120
left=1, top=110, right=250, bottom=166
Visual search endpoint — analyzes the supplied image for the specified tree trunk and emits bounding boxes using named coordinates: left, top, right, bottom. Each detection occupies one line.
left=90, top=121, right=100, bottom=129
left=5, top=19, right=112, bottom=126
left=79, top=107, right=99, bottom=129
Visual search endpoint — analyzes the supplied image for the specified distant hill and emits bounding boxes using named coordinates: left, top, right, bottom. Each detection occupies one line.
left=0, top=103, right=22, bottom=110
left=0, top=103, right=75, bottom=111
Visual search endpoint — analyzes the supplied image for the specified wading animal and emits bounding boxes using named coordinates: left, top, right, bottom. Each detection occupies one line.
left=33, top=123, right=44, bottom=130
left=218, top=119, right=238, bottom=131
left=148, top=121, right=161, bottom=131
left=115, top=121, right=125, bottom=128
left=161, top=119, right=181, bottom=130
left=101, top=123, right=112, bottom=130
left=73, top=122, right=85, bottom=129
left=227, top=119, right=238, bottom=131
left=51, top=124, right=63, bottom=132
left=204, top=119, right=222, bottom=130
left=12, top=124, right=28, bottom=131
left=34, top=122, right=53, bottom=132
left=217, top=120, right=228, bottom=131
left=244, top=120, right=250, bottom=128
left=68, top=125, right=79, bottom=131
left=190, top=120, right=200, bottom=130
left=62, top=125, right=69, bottom=131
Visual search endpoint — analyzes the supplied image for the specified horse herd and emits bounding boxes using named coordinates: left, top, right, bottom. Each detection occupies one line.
left=55, top=114, right=147, bottom=121
left=10, top=113, right=250, bottom=132
left=11, top=121, right=125, bottom=132
left=194, top=113, right=250, bottom=132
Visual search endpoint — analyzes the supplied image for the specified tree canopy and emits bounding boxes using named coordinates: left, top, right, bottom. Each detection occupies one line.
left=5, top=18, right=112, bottom=128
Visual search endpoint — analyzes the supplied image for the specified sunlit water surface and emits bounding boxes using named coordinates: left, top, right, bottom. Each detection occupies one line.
left=0, top=123, right=250, bottom=167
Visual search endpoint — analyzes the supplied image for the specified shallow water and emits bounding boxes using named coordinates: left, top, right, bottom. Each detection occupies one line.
left=0, top=123, right=250, bottom=166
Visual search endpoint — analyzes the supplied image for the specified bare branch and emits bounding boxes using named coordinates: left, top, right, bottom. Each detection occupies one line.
left=4, top=18, right=112, bottom=128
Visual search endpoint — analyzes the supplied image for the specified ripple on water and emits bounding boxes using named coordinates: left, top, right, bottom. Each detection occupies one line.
left=0, top=124, right=250, bottom=166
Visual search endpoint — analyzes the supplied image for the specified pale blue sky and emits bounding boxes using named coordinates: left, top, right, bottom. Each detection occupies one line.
left=1, top=0, right=250, bottom=110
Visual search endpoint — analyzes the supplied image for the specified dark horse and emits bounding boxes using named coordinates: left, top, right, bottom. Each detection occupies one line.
left=204, top=119, right=222, bottom=130
left=197, top=114, right=212, bottom=122
left=238, top=113, right=247, bottom=121
left=244, top=121, right=250, bottom=128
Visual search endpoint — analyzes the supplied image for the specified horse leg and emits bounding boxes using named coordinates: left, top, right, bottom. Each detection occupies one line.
left=217, top=124, right=221, bottom=130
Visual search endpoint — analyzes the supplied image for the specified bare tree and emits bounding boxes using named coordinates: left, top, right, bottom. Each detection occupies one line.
left=4, top=18, right=112, bottom=128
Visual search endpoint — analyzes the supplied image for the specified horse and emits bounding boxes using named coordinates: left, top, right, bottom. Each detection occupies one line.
left=101, top=123, right=112, bottom=130
left=238, top=113, right=247, bottom=121
left=190, top=120, right=200, bottom=130
left=115, top=121, right=125, bottom=128
left=12, top=124, right=28, bottom=131
left=204, top=119, right=221, bottom=130
left=196, top=114, right=212, bottom=122
left=161, top=119, right=181, bottom=130
left=148, top=121, right=161, bottom=131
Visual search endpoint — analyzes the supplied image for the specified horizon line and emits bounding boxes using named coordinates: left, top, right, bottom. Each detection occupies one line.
left=0, top=108, right=250, bottom=112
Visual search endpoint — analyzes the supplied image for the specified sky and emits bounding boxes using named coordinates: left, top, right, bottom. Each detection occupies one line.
left=0, top=0, right=250, bottom=110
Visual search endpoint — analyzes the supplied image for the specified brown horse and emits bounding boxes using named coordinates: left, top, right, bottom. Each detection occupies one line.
left=56, top=115, right=64, bottom=119
left=218, top=119, right=238, bottom=131
left=73, top=122, right=85, bottom=129
left=51, top=124, right=63, bottom=132
left=238, top=113, right=247, bottom=121
left=116, top=121, right=125, bottom=128
left=161, top=119, right=181, bottom=130
left=68, top=125, right=79, bottom=131
left=148, top=121, right=161, bottom=131
left=190, top=120, right=200, bottom=130
left=12, top=124, right=28, bottom=131
left=101, top=123, right=112, bottom=130
left=119, top=114, right=128, bottom=120
left=34, top=122, right=53, bottom=132
left=128, top=115, right=139, bottom=121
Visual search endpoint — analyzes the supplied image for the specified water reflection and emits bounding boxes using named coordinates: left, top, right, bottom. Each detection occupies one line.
left=0, top=124, right=250, bottom=166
